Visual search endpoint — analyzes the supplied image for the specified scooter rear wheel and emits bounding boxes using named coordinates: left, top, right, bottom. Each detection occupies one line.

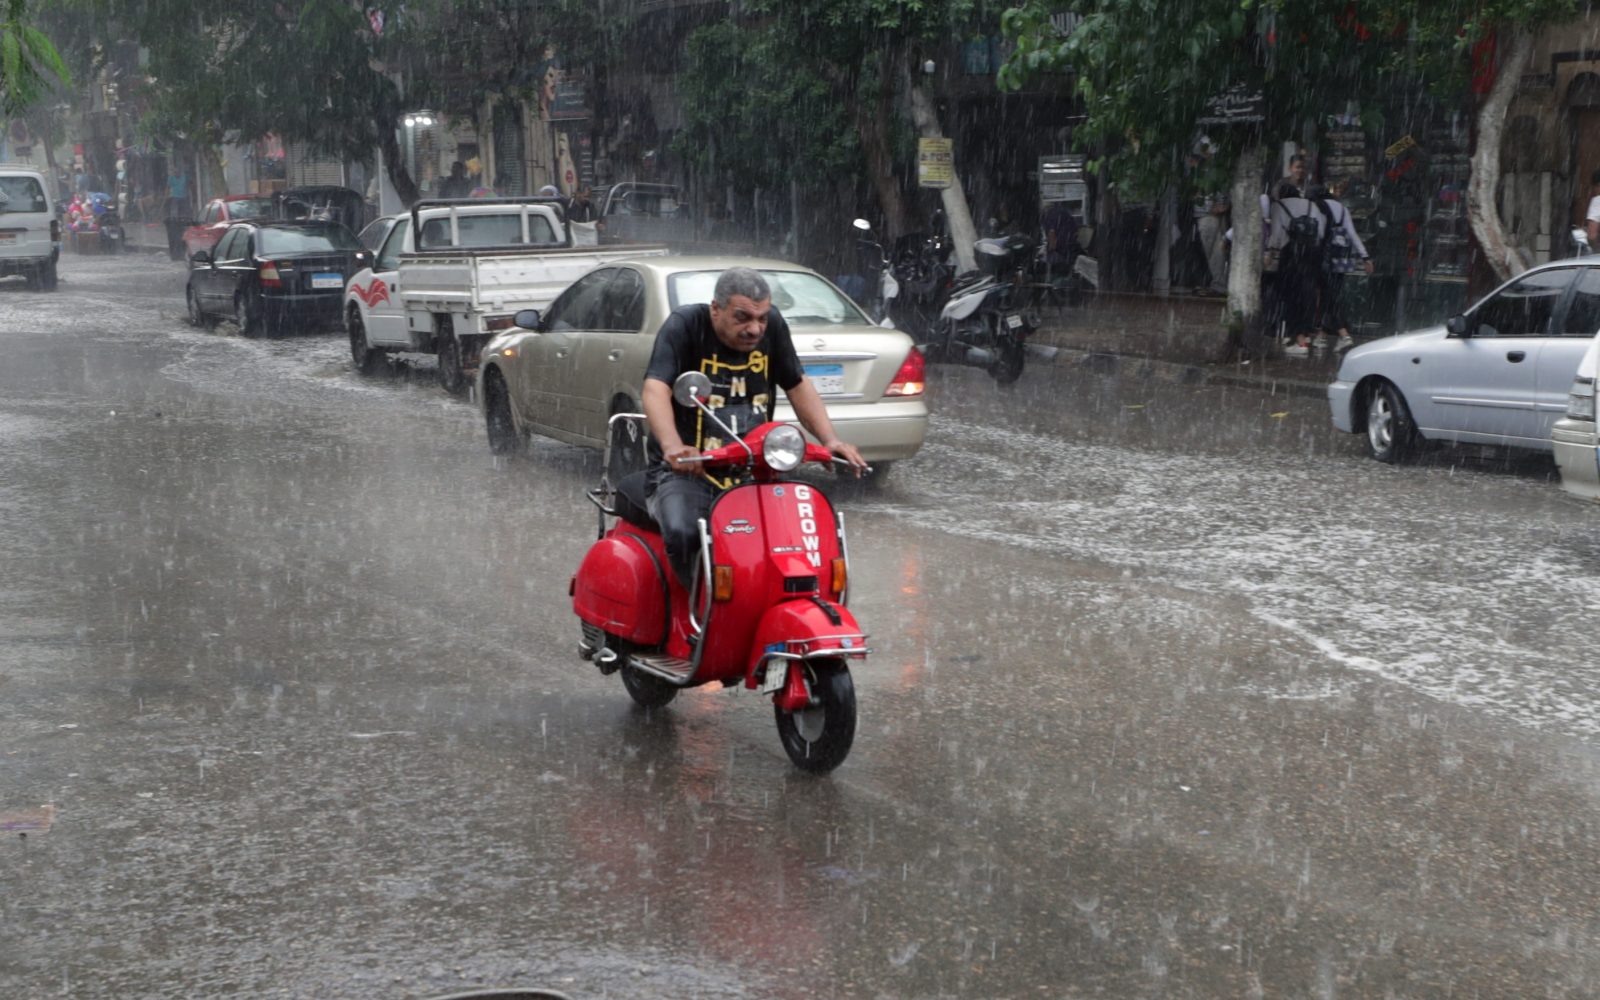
left=775, top=660, right=855, bottom=773
left=621, top=664, right=678, bottom=709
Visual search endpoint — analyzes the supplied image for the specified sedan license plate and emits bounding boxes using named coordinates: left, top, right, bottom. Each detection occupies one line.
left=804, top=362, right=845, bottom=394
left=310, top=272, right=343, bottom=290
left=1006, top=313, right=1024, bottom=330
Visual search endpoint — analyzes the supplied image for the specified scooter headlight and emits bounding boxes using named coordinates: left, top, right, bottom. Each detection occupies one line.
left=763, top=424, right=806, bottom=472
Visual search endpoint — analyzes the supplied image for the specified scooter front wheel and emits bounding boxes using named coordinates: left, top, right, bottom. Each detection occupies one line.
left=774, top=660, right=855, bottom=774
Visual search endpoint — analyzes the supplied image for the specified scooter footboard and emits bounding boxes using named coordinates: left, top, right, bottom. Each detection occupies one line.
left=745, top=598, right=869, bottom=688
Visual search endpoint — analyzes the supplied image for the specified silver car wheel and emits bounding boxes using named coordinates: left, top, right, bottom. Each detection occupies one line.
left=1367, top=392, right=1393, bottom=453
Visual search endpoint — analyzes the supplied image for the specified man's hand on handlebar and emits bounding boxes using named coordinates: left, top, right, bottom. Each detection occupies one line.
left=665, top=443, right=702, bottom=474
left=825, top=439, right=868, bottom=477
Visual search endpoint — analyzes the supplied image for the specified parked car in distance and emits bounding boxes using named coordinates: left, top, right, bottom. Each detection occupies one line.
left=1552, top=331, right=1600, bottom=500
left=1329, top=260, right=1600, bottom=462
left=598, top=181, right=695, bottom=246
left=0, top=163, right=61, bottom=291
left=477, top=256, right=928, bottom=484
left=185, top=220, right=369, bottom=337
left=182, top=194, right=274, bottom=259
left=273, top=185, right=368, bottom=233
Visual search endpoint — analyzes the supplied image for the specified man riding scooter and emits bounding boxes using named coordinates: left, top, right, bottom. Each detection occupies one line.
left=643, top=267, right=868, bottom=591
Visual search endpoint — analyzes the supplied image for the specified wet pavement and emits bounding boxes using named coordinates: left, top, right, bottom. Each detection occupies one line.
left=3, top=254, right=1600, bottom=998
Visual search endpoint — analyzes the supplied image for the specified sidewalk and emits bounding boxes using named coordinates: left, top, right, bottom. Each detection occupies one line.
left=1026, top=291, right=1341, bottom=400
left=124, top=220, right=177, bottom=255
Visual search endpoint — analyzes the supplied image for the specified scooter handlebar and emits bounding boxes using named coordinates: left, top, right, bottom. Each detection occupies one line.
left=686, top=427, right=869, bottom=474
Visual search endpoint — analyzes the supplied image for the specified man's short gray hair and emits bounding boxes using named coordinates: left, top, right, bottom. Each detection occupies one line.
left=713, top=267, right=770, bottom=307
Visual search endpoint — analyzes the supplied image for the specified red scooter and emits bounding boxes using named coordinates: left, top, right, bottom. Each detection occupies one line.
left=572, top=373, right=870, bottom=773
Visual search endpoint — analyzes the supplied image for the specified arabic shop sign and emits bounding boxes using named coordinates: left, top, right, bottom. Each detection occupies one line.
left=1196, top=85, right=1266, bottom=126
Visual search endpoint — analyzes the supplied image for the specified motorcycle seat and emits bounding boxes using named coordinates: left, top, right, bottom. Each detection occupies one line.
left=612, top=470, right=660, bottom=533
left=948, top=270, right=988, bottom=293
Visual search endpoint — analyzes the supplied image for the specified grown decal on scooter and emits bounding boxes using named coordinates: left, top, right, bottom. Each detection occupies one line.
left=794, top=485, right=823, bottom=568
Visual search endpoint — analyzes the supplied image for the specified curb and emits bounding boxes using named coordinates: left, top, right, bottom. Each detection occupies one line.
left=1025, top=342, right=1332, bottom=401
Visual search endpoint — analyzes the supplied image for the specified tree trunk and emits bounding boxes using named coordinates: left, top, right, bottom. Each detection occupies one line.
left=907, top=79, right=978, bottom=275
left=1226, top=144, right=1268, bottom=354
left=854, top=77, right=909, bottom=239
left=197, top=143, right=227, bottom=201
left=1468, top=28, right=1534, bottom=281
left=378, top=119, right=419, bottom=207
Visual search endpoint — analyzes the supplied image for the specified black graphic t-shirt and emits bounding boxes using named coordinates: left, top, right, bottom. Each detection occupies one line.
left=644, top=303, right=805, bottom=472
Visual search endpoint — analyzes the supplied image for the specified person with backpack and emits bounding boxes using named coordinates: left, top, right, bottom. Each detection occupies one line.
left=1266, top=180, right=1326, bottom=357
left=1309, top=180, right=1373, bottom=353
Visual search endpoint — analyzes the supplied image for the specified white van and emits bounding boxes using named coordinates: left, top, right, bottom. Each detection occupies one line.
left=1553, top=333, right=1600, bottom=500
left=0, top=164, right=61, bottom=291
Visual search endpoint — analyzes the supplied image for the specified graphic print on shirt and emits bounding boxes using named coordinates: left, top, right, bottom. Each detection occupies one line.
left=697, top=349, right=772, bottom=488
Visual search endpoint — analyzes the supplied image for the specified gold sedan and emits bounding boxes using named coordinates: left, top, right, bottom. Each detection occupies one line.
left=477, top=256, right=929, bottom=482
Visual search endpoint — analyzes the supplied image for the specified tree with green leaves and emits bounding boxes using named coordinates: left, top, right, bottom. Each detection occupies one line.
left=58, top=0, right=614, bottom=206
left=1000, top=1, right=1579, bottom=344
left=1, top=0, right=68, bottom=116
left=675, top=0, right=983, bottom=264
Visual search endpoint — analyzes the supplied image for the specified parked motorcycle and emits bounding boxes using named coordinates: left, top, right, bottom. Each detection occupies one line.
left=97, top=206, right=126, bottom=252
left=886, top=227, right=956, bottom=341
left=848, top=218, right=900, bottom=325
left=922, top=233, right=1038, bottom=385
left=572, top=372, right=870, bottom=773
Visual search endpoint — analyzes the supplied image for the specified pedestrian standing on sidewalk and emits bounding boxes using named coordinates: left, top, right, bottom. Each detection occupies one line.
left=1309, top=180, right=1373, bottom=354
left=1267, top=180, right=1325, bottom=357
left=1584, top=168, right=1600, bottom=246
left=163, top=170, right=191, bottom=261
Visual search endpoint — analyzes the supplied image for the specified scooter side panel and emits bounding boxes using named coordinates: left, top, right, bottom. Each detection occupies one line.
left=572, top=528, right=669, bottom=647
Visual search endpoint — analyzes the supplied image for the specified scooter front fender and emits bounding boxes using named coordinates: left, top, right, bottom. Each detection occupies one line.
left=745, top=597, right=868, bottom=690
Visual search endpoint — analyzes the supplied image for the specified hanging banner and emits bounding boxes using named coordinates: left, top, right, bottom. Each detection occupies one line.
left=918, top=137, right=953, bottom=190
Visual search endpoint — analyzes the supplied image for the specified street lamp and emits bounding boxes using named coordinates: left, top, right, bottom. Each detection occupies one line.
left=400, top=111, right=438, bottom=190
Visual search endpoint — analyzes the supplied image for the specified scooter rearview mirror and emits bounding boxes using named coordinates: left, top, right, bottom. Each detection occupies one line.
left=852, top=218, right=872, bottom=233
left=672, top=371, right=751, bottom=462
left=672, top=371, right=713, bottom=408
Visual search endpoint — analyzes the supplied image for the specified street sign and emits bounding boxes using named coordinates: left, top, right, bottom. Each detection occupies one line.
left=1196, top=85, right=1266, bottom=126
left=1039, top=154, right=1087, bottom=204
left=918, top=138, right=954, bottom=190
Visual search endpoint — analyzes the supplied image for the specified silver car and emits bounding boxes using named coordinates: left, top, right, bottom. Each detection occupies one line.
left=476, top=256, right=929, bottom=481
left=1552, top=331, right=1600, bottom=500
left=1329, top=261, right=1600, bottom=462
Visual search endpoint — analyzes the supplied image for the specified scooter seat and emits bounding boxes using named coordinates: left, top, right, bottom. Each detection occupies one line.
left=612, top=470, right=660, bottom=533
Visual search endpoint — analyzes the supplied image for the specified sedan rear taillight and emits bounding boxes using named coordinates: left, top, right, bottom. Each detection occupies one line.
left=1568, top=376, right=1596, bottom=421
left=885, top=346, right=926, bottom=397
left=258, top=261, right=283, bottom=288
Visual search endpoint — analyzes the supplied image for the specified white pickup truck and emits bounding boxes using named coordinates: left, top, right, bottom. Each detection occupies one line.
left=343, top=197, right=667, bottom=393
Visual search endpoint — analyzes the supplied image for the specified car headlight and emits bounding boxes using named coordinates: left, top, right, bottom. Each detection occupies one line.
left=762, top=424, right=806, bottom=472
left=1569, top=377, right=1596, bottom=421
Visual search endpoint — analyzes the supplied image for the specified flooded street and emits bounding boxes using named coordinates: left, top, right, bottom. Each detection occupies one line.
left=5, top=254, right=1600, bottom=998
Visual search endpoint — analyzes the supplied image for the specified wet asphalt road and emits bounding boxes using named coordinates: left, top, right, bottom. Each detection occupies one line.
left=4, top=254, right=1600, bottom=999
